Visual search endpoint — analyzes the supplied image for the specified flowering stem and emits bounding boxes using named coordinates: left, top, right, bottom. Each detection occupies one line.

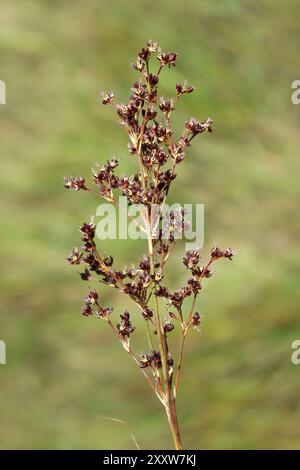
left=65, top=41, right=234, bottom=451
left=174, top=290, right=198, bottom=396
left=165, top=393, right=183, bottom=450
left=145, top=199, right=183, bottom=448
left=135, top=58, right=183, bottom=450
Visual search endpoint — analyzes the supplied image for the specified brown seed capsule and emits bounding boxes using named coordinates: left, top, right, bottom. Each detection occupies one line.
left=102, top=91, right=114, bottom=105
left=192, top=312, right=201, bottom=327
left=64, top=176, right=88, bottom=191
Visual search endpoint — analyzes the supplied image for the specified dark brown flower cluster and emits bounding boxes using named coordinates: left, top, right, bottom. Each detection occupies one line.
left=139, top=349, right=173, bottom=370
left=117, top=311, right=135, bottom=338
left=64, top=176, right=88, bottom=191
left=211, top=246, right=235, bottom=260
left=64, top=40, right=213, bottom=212
left=139, top=350, right=162, bottom=369
left=81, top=289, right=114, bottom=318
left=92, top=159, right=119, bottom=202
left=152, top=245, right=234, bottom=335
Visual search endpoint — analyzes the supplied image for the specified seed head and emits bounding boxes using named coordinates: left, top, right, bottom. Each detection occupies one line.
left=101, top=91, right=114, bottom=105
left=117, top=311, right=135, bottom=338
left=183, top=250, right=200, bottom=269
left=64, top=176, right=88, bottom=191
left=157, top=52, right=177, bottom=68
left=66, top=247, right=82, bottom=265
left=192, top=312, right=201, bottom=328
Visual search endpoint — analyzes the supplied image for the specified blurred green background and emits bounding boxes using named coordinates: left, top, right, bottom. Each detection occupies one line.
left=1, top=0, right=300, bottom=450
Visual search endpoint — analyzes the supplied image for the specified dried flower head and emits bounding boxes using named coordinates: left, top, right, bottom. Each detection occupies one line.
left=176, top=81, right=194, bottom=96
left=66, top=247, right=82, bottom=265
left=157, top=52, right=177, bottom=68
left=117, top=311, right=135, bottom=338
left=64, top=176, right=88, bottom=191
left=102, top=91, right=114, bottom=105
left=192, top=312, right=201, bottom=328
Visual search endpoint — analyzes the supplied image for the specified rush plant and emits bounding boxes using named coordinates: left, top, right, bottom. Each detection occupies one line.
left=65, top=40, right=234, bottom=450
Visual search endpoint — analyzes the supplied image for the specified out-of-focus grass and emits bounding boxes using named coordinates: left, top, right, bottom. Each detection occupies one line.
left=0, top=0, right=300, bottom=449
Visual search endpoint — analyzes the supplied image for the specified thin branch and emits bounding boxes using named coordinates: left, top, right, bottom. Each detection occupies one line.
left=174, top=329, right=187, bottom=397
left=106, top=316, right=164, bottom=405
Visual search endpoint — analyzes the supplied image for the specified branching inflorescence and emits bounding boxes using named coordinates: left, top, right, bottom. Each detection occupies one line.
left=65, top=40, right=234, bottom=450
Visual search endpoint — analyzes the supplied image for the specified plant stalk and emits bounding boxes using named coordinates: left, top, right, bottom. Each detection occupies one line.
left=165, top=392, right=183, bottom=450
left=136, top=61, right=183, bottom=449
left=148, top=217, right=183, bottom=449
